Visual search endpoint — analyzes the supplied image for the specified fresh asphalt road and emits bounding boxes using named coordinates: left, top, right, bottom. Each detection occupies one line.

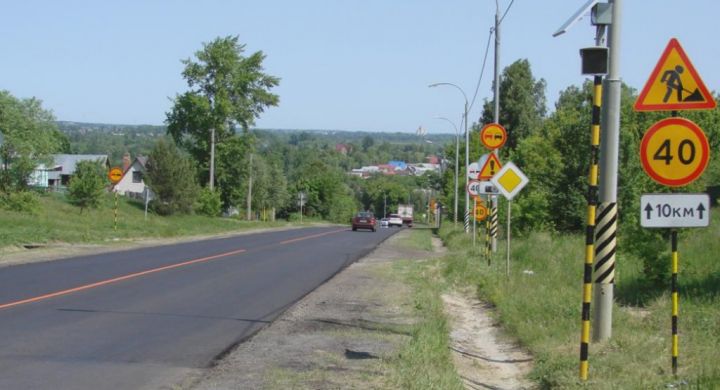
left=0, top=225, right=399, bottom=389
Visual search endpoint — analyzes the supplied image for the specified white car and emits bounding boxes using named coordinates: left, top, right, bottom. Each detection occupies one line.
left=387, top=214, right=403, bottom=227
left=380, top=218, right=389, bottom=228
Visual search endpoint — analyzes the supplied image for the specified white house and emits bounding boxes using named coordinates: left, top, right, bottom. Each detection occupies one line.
left=29, top=154, right=109, bottom=189
left=113, top=156, right=153, bottom=199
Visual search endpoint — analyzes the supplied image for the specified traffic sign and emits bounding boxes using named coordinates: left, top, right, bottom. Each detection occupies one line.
left=467, top=180, right=482, bottom=196
left=478, top=154, right=502, bottom=180
left=640, top=117, right=709, bottom=187
left=640, top=193, right=710, bottom=228
left=467, top=162, right=481, bottom=180
left=108, top=167, right=123, bottom=184
left=634, top=38, right=715, bottom=111
left=475, top=203, right=488, bottom=221
left=490, top=162, right=528, bottom=200
left=480, top=123, right=507, bottom=150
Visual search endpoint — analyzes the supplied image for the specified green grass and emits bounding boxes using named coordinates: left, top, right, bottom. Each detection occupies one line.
left=388, top=256, right=464, bottom=390
left=396, top=227, right=434, bottom=251
left=438, top=211, right=720, bottom=389
left=0, top=192, right=297, bottom=248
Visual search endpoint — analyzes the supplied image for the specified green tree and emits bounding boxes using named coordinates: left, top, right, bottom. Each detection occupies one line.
left=67, top=160, right=107, bottom=212
left=0, top=91, right=60, bottom=192
left=146, top=139, right=199, bottom=215
left=481, top=59, right=546, bottom=151
left=166, top=35, right=280, bottom=187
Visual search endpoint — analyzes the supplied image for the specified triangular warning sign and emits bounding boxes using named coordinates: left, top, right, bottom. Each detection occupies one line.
left=478, top=154, right=502, bottom=179
left=634, top=38, right=716, bottom=111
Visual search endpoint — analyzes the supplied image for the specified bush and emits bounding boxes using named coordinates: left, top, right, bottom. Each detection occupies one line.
left=0, top=191, right=40, bottom=213
left=196, top=188, right=221, bottom=217
left=67, top=160, right=107, bottom=212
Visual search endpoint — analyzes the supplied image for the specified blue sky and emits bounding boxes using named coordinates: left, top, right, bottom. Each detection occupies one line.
left=1, top=1, right=717, bottom=133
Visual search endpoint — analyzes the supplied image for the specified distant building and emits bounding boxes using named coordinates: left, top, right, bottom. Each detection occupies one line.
left=387, top=160, right=407, bottom=170
left=29, top=154, right=109, bottom=189
left=113, top=155, right=153, bottom=200
left=335, top=143, right=351, bottom=155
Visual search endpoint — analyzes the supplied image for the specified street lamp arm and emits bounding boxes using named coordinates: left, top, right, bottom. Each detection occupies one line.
left=434, top=116, right=459, bottom=136
left=428, top=82, right=469, bottom=105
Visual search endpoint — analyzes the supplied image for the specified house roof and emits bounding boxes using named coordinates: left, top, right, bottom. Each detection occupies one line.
left=53, top=154, right=109, bottom=175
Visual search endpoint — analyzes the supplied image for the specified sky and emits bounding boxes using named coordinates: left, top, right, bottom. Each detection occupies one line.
left=1, top=0, right=718, bottom=134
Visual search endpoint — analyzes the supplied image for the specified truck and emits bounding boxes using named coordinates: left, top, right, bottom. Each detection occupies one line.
left=397, top=204, right=413, bottom=227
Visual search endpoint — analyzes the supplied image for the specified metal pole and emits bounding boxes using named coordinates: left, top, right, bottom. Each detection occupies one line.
left=671, top=229, right=679, bottom=375
left=454, top=131, right=459, bottom=227
left=209, top=127, right=215, bottom=190
left=579, top=26, right=606, bottom=381
left=506, top=200, right=511, bottom=277
left=464, top=101, right=470, bottom=233
left=491, top=3, right=501, bottom=252
left=593, top=0, right=622, bottom=342
left=473, top=198, right=477, bottom=248
left=247, top=153, right=253, bottom=220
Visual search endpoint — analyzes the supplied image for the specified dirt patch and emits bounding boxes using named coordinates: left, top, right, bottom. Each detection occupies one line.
left=442, top=291, right=534, bottom=390
left=181, top=229, right=535, bottom=389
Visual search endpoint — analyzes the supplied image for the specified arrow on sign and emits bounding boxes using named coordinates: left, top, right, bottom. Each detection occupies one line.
left=645, top=203, right=653, bottom=220
left=697, top=202, right=705, bottom=219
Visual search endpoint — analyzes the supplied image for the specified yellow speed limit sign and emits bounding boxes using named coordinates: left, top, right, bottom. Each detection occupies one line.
left=640, top=117, right=709, bottom=187
left=475, top=203, right=488, bottom=221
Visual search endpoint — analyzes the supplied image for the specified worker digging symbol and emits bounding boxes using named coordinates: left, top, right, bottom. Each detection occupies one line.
left=660, top=65, right=704, bottom=103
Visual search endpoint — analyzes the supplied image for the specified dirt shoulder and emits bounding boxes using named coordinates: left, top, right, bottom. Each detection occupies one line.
left=182, top=229, right=534, bottom=390
left=182, top=229, right=441, bottom=390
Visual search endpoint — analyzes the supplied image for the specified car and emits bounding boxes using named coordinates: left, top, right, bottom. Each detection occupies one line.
left=352, top=211, right=376, bottom=232
left=387, top=213, right=403, bottom=227
left=380, top=218, right=389, bottom=228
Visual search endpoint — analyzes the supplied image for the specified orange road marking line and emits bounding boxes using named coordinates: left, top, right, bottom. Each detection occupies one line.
left=0, top=248, right=247, bottom=311
left=279, top=228, right=347, bottom=245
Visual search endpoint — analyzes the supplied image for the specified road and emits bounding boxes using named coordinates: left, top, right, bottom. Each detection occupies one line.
left=0, top=226, right=398, bottom=389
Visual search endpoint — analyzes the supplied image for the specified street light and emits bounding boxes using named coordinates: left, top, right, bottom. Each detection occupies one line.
left=434, top=116, right=460, bottom=228
left=429, top=82, right=470, bottom=233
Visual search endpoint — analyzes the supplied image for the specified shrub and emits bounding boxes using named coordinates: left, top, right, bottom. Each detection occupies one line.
left=67, top=160, right=107, bottom=212
left=196, top=188, right=221, bottom=217
left=0, top=191, right=40, bottom=213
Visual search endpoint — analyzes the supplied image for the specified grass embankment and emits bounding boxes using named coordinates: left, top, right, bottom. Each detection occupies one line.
left=438, top=212, right=720, bottom=388
left=0, top=192, right=294, bottom=249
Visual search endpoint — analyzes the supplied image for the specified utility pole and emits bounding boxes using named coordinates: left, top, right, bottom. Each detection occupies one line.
left=246, top=153, right=253, bottom=221
left=209, top=127, right=215, bottom=190
left=594, top=0, right=621, bottom=342
left=491, top=1, right=501, bottom=252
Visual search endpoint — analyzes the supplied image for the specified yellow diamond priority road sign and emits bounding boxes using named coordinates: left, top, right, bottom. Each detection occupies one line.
left=490, top=162, right=528, bottom=200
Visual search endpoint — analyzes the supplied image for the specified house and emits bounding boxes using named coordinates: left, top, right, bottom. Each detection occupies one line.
left=29, top=154, right=109, bottom=189
left=335, top=143, right=351, bottom=155
left=113, top=155, right=153, bottom=200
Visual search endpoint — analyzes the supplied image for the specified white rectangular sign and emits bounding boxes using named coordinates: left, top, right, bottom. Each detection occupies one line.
left=467, top=180, right=498, bottom=196
left=640, top=193, right=710, bottom=228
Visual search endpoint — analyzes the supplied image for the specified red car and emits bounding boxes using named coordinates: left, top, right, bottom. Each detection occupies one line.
left=352, top=211, right=376, bottom=232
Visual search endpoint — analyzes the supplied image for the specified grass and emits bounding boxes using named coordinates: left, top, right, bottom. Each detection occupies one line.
left=385, top=228, right=464, bottom=389
left=438, top=210, right=720, bottom=389
left=0, top=192, right=299, bottom=249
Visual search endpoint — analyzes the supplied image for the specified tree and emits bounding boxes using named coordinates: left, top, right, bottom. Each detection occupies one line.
left=145, top=139, right=199, bottom=215
left=0, top=91, right=60, bottom=192
left=166, top=36, right=280, bottom=188
left=481, top=59, right=546, bottom=151
left=67, top=160, right=107, bottom=212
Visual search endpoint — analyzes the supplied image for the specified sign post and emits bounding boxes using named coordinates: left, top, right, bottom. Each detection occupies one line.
left=490, top=162, right=529, bottom=277
left=108, top=167, right=123, bottom=231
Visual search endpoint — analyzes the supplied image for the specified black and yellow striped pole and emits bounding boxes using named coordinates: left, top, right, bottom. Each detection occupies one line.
left=579, top=75, right=602, bottom=380
left=114, top=191, right=118, bottom=231
left=671, top=230, right=679, bottom=375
